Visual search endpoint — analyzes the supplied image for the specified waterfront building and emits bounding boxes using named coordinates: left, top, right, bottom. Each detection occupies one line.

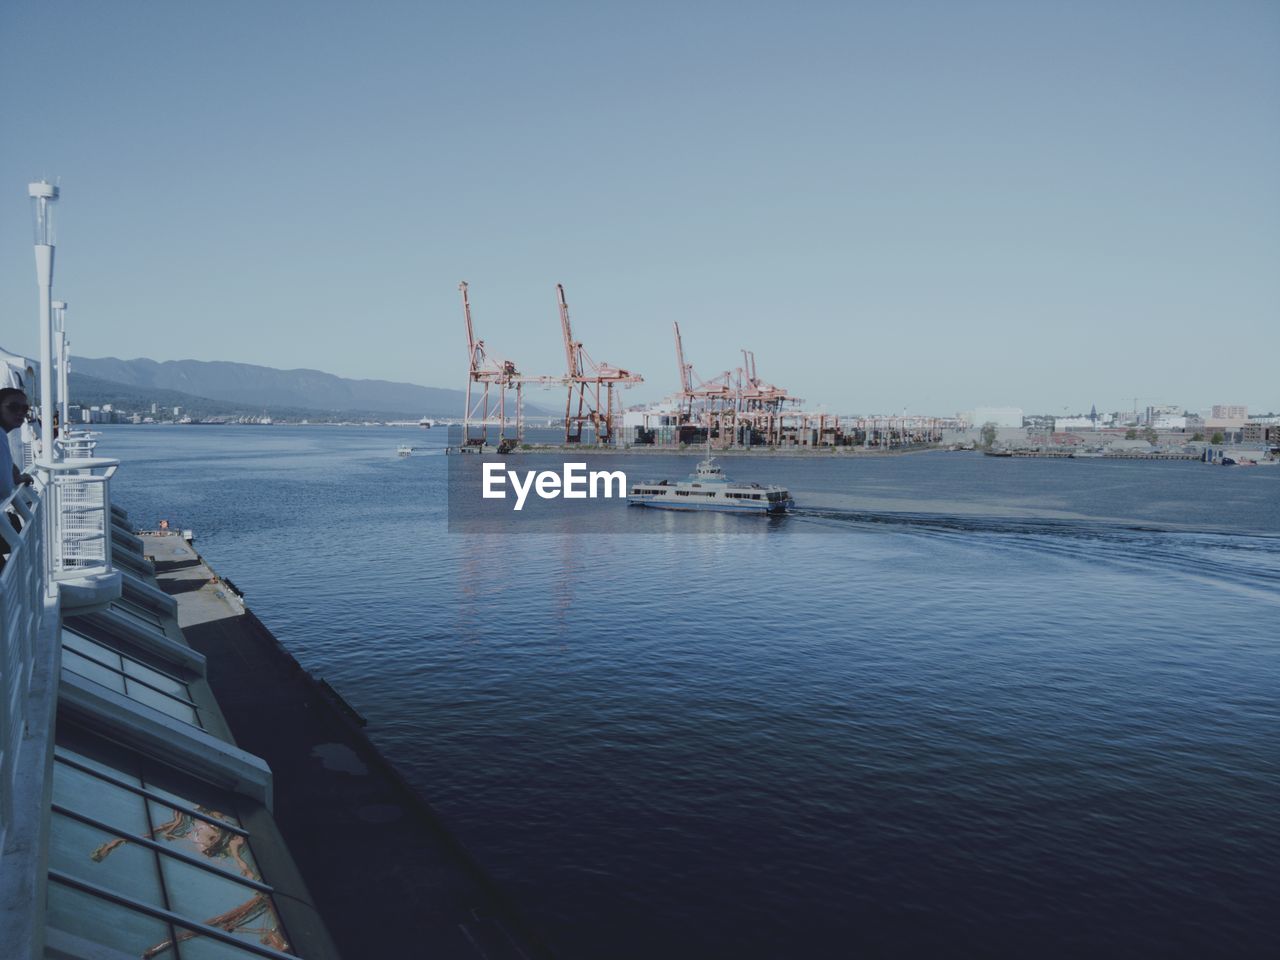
left=1211, top=404, right=1248, bottom=421
left=1142, top=404, right=1181, bottom=424
left=1202, top=404, right=1248, bottom=440
left=1054, top=416, right=1101, bottom=431
left=1242, top=420, right=1280, bottom=445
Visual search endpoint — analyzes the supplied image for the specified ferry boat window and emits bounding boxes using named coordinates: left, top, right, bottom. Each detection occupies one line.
left=47, top=725, right=294, bottom=958
left=60, top=627, right=202, bottom=728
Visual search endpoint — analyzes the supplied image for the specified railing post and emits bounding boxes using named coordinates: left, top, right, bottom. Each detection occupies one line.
left=39, top=458, right=120, bottom=609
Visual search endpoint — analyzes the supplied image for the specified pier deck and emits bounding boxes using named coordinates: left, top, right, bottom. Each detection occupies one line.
left=144, top=533, right=550, bottom=960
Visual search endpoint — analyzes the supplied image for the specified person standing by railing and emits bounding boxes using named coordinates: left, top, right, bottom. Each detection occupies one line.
left=1, top=385, right=35, bottom=491
left=0, top=388, right=34, bottom=493
left=0, top=388, right=35, bottom=562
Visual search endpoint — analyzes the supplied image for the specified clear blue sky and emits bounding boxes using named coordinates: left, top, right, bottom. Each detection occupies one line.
left=2, top=0, right=1277, bottom=415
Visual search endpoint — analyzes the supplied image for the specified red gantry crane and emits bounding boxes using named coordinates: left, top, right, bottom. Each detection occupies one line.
left=673, top=322, right=735, bottom=445
left=461, top=281, right=524, bottom=450
left=734, top=348, right=803, bottom=446
left=557, top=283, right=642, bottom=444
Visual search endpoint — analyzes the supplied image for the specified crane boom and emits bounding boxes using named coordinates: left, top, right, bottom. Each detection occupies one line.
left=674, top=322, right=692, bottom=393
left=557, top=283, right=581, bottom=378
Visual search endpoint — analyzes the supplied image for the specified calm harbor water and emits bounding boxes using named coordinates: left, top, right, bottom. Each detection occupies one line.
left=102, top=425, right=1279, bottom=958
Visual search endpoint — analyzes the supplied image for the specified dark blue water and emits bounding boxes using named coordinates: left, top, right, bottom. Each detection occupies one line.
left=102, top=426, right=1280, bottom=958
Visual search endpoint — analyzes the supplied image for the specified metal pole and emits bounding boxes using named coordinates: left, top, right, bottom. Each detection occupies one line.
left=30, top=181, right=58, bottom=593
left=29, top=182, right=58, bottom=469
left=54, top=301, right=69, bottom=440
left=37, top=276, right=54, bottom=464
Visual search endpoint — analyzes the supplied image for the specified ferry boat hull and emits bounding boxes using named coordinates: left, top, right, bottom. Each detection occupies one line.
left=627, top=494, right=793, bottom=514
left=626, top=452, right=794, bottom=515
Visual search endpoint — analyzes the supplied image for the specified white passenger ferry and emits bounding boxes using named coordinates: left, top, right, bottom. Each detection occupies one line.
left=628, top=452, right=794, bottom=514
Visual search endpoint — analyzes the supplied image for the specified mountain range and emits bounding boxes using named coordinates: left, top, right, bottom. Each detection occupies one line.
left=65, top=357, right=551, bottom=419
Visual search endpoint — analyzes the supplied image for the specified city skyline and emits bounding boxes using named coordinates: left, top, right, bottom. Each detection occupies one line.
left=2, top=0, right=1277, bottom=414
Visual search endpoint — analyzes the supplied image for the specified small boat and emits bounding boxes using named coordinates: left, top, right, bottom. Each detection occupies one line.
left=628, top=449, right=793, bottom=514
left=397, top=445, right=413, bottom=457
left=418, top=417, right=433, bottom=428
left=1222, top=455, right=1279, bottom=467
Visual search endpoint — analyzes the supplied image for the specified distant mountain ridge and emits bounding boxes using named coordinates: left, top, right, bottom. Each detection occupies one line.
left=65, top=372, right=401, bottom=422
left=71, top=357, right=488, bottom=418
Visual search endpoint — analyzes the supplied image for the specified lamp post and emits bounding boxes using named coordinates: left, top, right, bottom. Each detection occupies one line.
left=53, top=300, right=69, bottom=444
left=29, top=180, right=58, bottom=469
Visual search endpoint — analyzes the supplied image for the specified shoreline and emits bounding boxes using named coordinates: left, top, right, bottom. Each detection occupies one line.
left=456, top=443, right=947, bottom=458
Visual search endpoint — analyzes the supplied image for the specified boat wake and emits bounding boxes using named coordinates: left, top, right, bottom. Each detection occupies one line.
left=788, top=507, right=1280, bottom=591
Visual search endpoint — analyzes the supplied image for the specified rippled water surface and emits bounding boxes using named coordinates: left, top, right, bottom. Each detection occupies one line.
left=103, top=426, right=1280, bottom=958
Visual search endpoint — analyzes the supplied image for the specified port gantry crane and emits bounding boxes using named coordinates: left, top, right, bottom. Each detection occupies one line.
left=733, top=348, right=803, bottom=447
left=557, top=283, right=642, bottom=444
left=461, top=281, right=526, bottom=450
left=673, top=321, right=736, bottom=446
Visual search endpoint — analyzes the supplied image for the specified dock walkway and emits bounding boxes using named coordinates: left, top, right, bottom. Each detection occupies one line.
left=145, top=533, right=551, bottom=960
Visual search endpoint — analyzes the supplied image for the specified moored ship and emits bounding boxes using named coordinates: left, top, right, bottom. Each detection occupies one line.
left=628, top=453, right=794, bottom=514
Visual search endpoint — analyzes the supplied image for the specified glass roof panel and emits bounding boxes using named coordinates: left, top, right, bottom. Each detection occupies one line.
left=49, top=812, right=164, bottom=906
left=125, top=678, right=201, bottom=726
left=52, top=760, right=149, bottom=835
left=142, top=774, right=243, bottom=831
left=146, top=799, right=260, bottom=880
left=176, top=919, right=293, bottom=959
left=61, top=627, right=123, bottom=668
left=55, top=737, right=142, bottom=784
left=62, top=647, right=126, bottom=693
left=161, top=857, right=288, bottom=951
left=123, top=657, right=188, bottom=696
left=47, top=881, right=172, bottom=958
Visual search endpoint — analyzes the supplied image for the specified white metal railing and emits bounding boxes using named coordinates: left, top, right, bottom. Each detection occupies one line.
left=0, top=482, right=45, bottom=852
left=55, top=430, right=99, bottom=459
left=44, top=458, right=118, bottom=581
